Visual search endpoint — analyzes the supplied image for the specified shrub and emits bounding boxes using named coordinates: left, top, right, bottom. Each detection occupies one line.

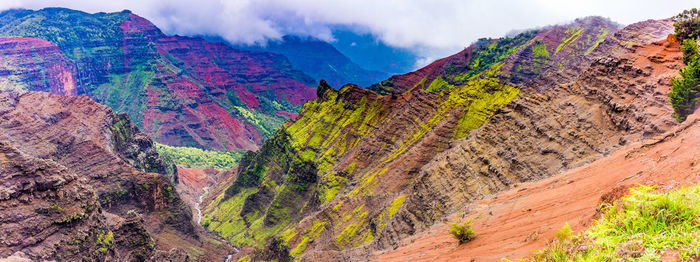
left=669, top=52, right=700, bottom=122
left=681, top=38, right=699, bottom=65
left=670, top=31, right=700, bottom=122
left=448, top=217, right=476, bottom=244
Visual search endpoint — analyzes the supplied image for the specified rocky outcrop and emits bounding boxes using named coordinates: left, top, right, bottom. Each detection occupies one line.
left=0, top=141, right=108, bottom=260
left=0, top=8, right=316, bottom=151
left=0, top=91, right=231, bottom=261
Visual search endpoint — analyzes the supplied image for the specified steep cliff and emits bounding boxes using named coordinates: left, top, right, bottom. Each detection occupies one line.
left=0, top=8, right=317, bottom=151
left=0, top=91, right=231, bottom=261
left=200, top=17, right=687, bottom=261
left=0, top=38, right=77, bottom=95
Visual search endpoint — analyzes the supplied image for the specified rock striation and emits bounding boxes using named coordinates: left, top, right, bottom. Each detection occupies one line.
left=0, top=91, right=231, bottom=261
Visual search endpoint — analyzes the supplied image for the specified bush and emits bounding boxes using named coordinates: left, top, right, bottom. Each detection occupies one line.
left=670, top=47, right=700, bottom=122
left=681, top=38, right=699, bottom=65
left=448, top=217, right=476, bottom=244
left=670, top=21, right=700, bottom=122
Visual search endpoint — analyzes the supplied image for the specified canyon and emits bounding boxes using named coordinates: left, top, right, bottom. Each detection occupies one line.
left=0, top=6, right=698, bottom=262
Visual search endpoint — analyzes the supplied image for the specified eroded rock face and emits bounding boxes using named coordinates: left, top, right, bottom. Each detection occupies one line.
left=206, top=17, right=683, bottom=261
left=375, top=23, right=681, bottom=252
left=0, top=38, right=77, bottom=96
left=0, top=91, right=229, bottom=261
left=0, top=141, right=108, bottom=260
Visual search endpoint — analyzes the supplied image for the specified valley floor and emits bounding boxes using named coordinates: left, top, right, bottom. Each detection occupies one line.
left=374, top=111, right=700, bottom=261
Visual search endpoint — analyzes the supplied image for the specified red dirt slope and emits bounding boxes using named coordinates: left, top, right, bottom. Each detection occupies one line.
left=374, top=106, right=699, bottom=262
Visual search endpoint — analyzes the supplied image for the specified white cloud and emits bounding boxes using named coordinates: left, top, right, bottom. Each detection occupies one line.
left=3, top=0, right=697, bottom=60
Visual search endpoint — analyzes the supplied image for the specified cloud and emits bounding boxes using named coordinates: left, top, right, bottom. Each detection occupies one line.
left=3, top=0, right=697, bottom=60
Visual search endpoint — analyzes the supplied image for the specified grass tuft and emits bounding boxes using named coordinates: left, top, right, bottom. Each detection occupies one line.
left=529, top=184, right=700, bottom=261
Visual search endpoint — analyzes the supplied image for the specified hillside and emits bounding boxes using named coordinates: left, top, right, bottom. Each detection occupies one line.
left=0, top=7, right=316, bottom=151
left=198, top=16, right=693, bottom=261
left=376, top=104, right=700, bottom=262
left=236, top=35, right=391, bottom=88
left=0, top=91, right=231, bottom=261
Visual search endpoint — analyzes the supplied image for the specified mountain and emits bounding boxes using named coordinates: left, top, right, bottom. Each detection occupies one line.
left=234, top=35, right=391, bottom=88
left=0, top=91, right=232, bottom=261
left=199, top=16, right=692, bottom=261
left=330, top=28, right=420, bottom=74
left=0, top=8, right=316, bottom=151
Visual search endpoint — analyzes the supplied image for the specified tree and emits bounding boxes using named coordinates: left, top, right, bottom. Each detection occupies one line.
left=681, top=39, right=699, bottom=65
left=672, top=8, right=700, bottom=41
left=670, top=53, right=700, bottom=122
left=670, top=10, right=700, bottom=122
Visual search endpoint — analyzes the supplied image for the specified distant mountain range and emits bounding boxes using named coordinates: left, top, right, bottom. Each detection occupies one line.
left=330, top=28, right=420, bottom=74
left=0, top=8, right=425, bottom=153
left=232, top=35, right=392, bottom=88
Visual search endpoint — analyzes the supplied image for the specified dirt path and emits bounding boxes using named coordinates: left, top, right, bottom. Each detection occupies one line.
left=374, top=112, right=700, bottom=261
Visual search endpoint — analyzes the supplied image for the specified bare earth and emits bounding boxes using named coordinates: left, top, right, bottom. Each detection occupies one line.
left=374, top=110, right=700, bottom=261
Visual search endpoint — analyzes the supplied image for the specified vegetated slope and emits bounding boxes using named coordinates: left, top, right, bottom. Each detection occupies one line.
left=0, top=38, right=77, bottom=95
left=236, top=35, right=391, bottom=88
left=200, top=17, right=684, bottom=261
left=0, top=7, right=316, bottom=151
left=0, top=91, right=231, bottom=261
left=374, top=100, right=700, bottom=262
left=368, top=17, right=620, bottom=95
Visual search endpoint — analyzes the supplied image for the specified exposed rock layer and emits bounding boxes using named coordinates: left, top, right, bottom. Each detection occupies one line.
left=0, top=91, right=231, bottom=261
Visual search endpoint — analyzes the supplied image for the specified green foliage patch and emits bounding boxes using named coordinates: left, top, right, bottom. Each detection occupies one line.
left=448, top=216, right=476, bottom=244
left=528, top=184, right=700, bottom=261
left=673, top=8, right=700, bottom=41
left=670, top=13, right=700, bottom=122
left=155, top=142, right=243, bottom=169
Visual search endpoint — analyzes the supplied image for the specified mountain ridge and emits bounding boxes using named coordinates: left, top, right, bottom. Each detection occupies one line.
left=197, top=15, right=687, bottom=261
left=0, top=7, right=317, bottom=151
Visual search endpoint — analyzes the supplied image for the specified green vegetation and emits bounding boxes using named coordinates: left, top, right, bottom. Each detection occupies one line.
left=50, top=204, right=63, bottom=212
left=670, top=11, right=700, bottom=122
left=155, top=142, right=243, bottom=169
left=448, top=216, right=476, bottom=244
left=94, top=230, right=114, bottom=253
left=532, top=41, right=550, bottom=58
left=449, top=31, right=537, bottom=85
left=290, top=219, right=327, bottom=257
left=584, top=28, right=609, bottom=55
left=554, top=27, right=584, bottom=55
left=202, top=130, right=318, bottom=250
left=555, top=223, right=573, bottom=242
left=530, top=184, right=700, bottom=261
left=672, top=8, right=700, bottom=41
left=681, top=38, right=699, bottom=65
left=451, top=76, right=520, bottom=140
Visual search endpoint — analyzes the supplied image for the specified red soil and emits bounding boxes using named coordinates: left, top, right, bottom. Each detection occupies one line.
left=374, top=111, right=700, bottom=261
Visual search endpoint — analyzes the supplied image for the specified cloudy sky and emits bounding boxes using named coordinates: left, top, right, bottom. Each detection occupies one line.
left=1, top=0, right=696, bottom=64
